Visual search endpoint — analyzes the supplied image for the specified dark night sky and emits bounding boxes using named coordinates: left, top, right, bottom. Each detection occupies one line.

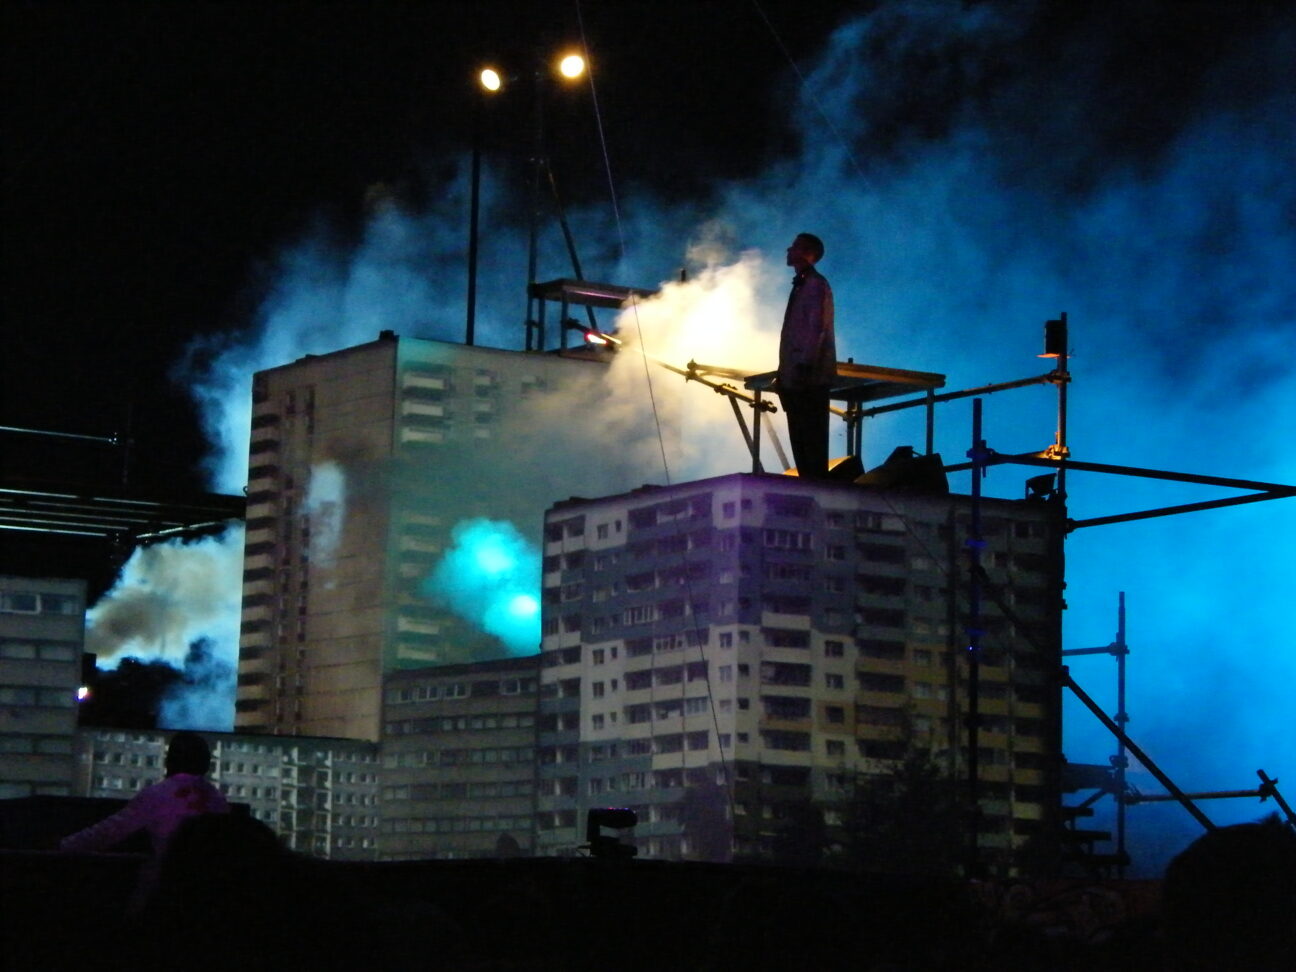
left=6, top=0, right=1283, bottom=493
left=3, top=1, right=852, bottom=492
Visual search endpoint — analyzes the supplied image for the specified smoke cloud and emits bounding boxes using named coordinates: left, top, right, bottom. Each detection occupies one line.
left=86, top=528, right=242, bottom=731
left=158, top=638, right=237, bottom=732
left=305, top=461, right=347, bottom=571
left=132, top=0, right=1295, bottom=872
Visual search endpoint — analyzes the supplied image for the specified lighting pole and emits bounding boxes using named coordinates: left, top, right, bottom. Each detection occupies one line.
left=472, top=52, right=586, bottom=350
left=465, top=74, right=494, bottom=346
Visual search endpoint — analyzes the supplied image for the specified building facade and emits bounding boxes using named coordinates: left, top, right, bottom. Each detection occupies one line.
left=74, top=728, right=380, bottom=859
left=534, top=474, right=1065, bottom=872
left=235, top=333, right=660, bottom=742
left=0, top=576, right=85, bottom=799
left=379, top=658, right=540, bottom=860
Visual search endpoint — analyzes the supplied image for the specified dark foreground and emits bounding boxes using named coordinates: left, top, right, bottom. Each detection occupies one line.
left=3, top=848, right=1170, bottom=971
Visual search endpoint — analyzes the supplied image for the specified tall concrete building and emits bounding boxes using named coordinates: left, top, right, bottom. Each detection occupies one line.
left=534, top=473, right=1064, bottom=872
left=235, top=332, right=662, bottom=742
left=0, top=576, right=85, bottom=799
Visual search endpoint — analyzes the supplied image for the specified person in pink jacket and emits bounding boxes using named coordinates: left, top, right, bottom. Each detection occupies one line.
left=61, top=731, right=230, bottom=908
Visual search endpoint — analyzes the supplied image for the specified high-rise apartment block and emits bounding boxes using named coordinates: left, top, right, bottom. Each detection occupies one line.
left=0, top=576, right=85, bottom=799
left=534, top=474, right=1064, bottom=869
left=236, top=333, right=657, bottom=742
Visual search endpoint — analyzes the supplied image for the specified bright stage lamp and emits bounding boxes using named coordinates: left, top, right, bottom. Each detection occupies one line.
left=480, top=68, right=502, bottom=92
left=558, top=54, right=585, bottom=79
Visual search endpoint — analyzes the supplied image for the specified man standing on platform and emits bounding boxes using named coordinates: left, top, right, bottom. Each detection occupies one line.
left=777, top=232, right=836, bottom=480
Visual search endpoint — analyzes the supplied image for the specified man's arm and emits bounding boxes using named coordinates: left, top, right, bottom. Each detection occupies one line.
left=807, top=275, right=836, bottom=384
left=59, top=788, right=157, bottom=853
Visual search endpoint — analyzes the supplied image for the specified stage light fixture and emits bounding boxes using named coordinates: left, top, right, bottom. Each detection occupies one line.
left=558, top=54, right=585, bottom=79
left=1039, top=316, right=1067, bottom=358
left=584, top=806, right=637, bottom=859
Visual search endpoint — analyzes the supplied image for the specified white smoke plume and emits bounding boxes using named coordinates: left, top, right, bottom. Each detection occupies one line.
left=305, top=461, right=347, bottom=571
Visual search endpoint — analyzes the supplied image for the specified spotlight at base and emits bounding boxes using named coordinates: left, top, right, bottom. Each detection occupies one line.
left=480, top=68, right=502, bottom=92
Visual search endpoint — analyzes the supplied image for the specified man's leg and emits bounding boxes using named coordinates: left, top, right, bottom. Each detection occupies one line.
left=779, top=387, right=830, bottom=480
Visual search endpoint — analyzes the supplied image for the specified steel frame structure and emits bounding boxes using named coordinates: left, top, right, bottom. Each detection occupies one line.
left=846, top=313, right=1296, bottom=873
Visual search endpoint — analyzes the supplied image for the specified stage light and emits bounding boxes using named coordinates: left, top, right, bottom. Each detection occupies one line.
left=558, top=54, right=585, bottom=79
left=563, top=317, right=620, bottom=349
left=1039, top=316, right=1067, bottom=358
left=479, top=68, right=502, bottom=92
left=1025, top=473, right=1057, bottom=501
left=584, top=806, right=638, bottom=859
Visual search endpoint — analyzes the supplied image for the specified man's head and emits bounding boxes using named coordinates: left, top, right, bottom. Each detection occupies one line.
left=786, top=233, right=825, bottom=272
left=165, top=731, right=212, bottom=776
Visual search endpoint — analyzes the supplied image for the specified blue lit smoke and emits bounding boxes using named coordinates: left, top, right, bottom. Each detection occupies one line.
left=775, top=2, right=1296, bottom=873
left=86, top=529, right=242, bottom=731
left=422, top=519, right=542, bottom=656
left=159, top=638, right=237, bottom=732
left=170, top=1, right=1295, bottom=872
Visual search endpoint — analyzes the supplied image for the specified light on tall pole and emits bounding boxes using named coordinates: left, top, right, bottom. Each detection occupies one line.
left=467, top=52, right=586, bottom=350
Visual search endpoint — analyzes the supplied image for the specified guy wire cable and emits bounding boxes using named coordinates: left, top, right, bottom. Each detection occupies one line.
left=748, top=0, right=871, bottom=186
left=576, top=0, right=739, bottom=833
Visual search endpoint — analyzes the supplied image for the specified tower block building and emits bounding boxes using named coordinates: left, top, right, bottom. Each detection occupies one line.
left=535, top=473, right=1064, bottom=868
left=235, top=332, right=660, bottom=742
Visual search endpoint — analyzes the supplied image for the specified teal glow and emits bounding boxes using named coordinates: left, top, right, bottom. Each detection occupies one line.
left=423, top=519, right=542, bottom=656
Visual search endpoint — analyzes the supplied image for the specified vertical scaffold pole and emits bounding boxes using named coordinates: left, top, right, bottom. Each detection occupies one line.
left=965, top=397, right=988, bottom=875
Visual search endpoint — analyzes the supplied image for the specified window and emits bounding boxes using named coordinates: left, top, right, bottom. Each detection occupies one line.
left=825, top=705, right=845, bottom=724
left=764, top=529, right=812, bottom=550
left=859, top=672, right=905, bottom=693
left=825, top=740, right=846, bottom=757
left=823, top=640, right=844, bottom=657
left=762, top=695, right=810, bottom=720
left=860, top=543, right=905, bottom=564
left=718, top=665, right=733, bottom=683
left=592, top=681, right=605, bottom=698
left=623, top=605, right=653, bottom=625
left=0, top=593, right=39, bottom=613
left=759, top=662, right=811, bottom=686
left=591, top=714, right=605, bottom=730
left=824, top=673, right=844, bottom=690
left=625, top=670, right=652, bottom=691
left=592, top=649, right=605, bottom=665
left=859, top=607, right=906, bottom=628
left=765, top=628, right=810, bottom=649
left=761, top=730, right=811, bottom=751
